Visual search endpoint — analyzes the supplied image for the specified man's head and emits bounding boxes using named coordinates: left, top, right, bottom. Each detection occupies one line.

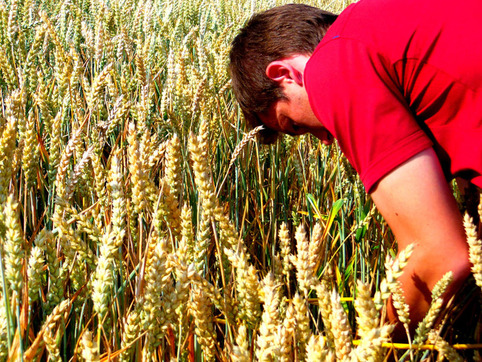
left=229, top=4, right=337, bottom=142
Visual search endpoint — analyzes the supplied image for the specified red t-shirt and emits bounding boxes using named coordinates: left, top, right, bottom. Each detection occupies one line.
left=304, top=0, right=482, bottom=193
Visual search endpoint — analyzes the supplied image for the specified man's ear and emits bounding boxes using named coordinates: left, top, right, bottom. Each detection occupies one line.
left=266, top=60, right=303, bottom=86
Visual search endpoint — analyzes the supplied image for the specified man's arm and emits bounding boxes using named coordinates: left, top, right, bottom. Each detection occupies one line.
left=370, top=148, right=472, bottom=334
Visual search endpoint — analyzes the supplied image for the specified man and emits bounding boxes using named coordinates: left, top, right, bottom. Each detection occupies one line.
left=229, top=0, right=481, bottom=337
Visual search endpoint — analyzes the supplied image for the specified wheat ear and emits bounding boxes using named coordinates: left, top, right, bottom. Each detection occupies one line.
left=330, top=289, right=353, bottom=361
left=464, top=213, right=482, bottom=289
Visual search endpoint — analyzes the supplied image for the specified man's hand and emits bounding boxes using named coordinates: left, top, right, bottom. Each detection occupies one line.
left=371, top=148, right=472, bottom=337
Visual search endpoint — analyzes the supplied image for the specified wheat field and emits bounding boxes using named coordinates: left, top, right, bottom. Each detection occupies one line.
left=0, top=0, right=480, bottom=360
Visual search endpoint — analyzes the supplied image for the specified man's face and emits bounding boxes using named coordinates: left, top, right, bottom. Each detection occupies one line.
left=261, top=54, right=334, bottom=145
left=259, top=89, right=334, bottom=145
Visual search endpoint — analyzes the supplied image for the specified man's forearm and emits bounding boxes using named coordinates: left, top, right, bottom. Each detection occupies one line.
left=370, top=149, right=473, bottom=339
left=386, top=247, right=471, bottom=339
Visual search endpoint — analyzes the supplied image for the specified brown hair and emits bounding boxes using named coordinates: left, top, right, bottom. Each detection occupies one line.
left=229, top=4, right=337, bottom=142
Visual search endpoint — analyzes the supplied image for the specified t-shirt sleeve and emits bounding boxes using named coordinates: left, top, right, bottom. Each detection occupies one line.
left=305, top=38, right=433, bottom=193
